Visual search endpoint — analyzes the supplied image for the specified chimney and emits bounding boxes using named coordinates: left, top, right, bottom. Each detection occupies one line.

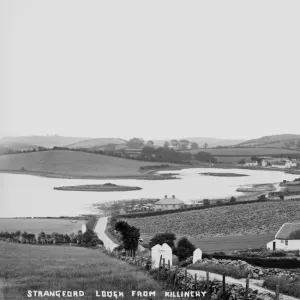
left=164, top=195, right=167, bottom=199
left=172, top=195, right=175, bottom=199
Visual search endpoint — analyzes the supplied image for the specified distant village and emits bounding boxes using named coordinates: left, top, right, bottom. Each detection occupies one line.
left=243, top=156, right=299, bottom=169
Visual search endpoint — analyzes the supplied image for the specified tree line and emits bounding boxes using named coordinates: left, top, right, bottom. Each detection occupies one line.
left=0, top=229, right=103, bottom=247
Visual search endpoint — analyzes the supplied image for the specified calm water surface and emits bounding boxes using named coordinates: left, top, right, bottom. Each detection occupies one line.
left=0, top=168, right=298, bottom=218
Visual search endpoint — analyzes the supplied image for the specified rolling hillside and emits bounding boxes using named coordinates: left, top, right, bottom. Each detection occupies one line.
left=153, top=137, right=244, bottom=147
left=0, top=142, right=40, bottom=154
left=0, top=135, right=87, bottom=148
left=67, top=138, right=127, bottom=149
left=0, top=150, right=163, bottom=178
left=237, top=134, right=300, bottom=148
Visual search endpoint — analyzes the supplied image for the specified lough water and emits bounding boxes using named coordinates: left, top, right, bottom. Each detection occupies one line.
left=0, top=168, right=298, bottom=218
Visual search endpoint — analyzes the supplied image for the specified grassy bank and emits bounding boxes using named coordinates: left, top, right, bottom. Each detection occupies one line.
left=188, top=263, right=248, bottom=279
left=0, top=150, right=179, bottom=179
left=263, top=276, right=300, bottom=298
left=0, top=242, right=167, bottom=300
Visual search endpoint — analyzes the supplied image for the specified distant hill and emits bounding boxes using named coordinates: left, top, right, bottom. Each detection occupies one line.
left=0, top=135, right=87, bottom=148
left=67, top=138, right=127, bottom=149
left=237, top=134, right=300, bottom=148
left=152, top=137, right=244, bottom=147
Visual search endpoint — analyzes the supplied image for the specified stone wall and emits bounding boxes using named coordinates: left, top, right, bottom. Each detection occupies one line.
left=194, top=257, right=300, bottom=280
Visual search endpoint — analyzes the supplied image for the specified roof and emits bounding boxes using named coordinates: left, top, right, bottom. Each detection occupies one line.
left=275, top=223, right=300, bottom=240
left=244, top=159, right=257, bottom=164
left=155, top=197, right=184, bottom=205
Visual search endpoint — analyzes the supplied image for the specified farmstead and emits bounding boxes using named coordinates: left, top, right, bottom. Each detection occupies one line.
left=154, top=195, right=184, bottom=211
left=266, top=223, right=300, bottom=251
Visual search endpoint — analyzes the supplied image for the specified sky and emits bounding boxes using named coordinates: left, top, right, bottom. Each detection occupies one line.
left=1, top=0, right=299, bottom=141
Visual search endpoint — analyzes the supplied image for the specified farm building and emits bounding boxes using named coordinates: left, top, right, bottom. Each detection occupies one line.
left=154, top=195, right=184, bottom=211
left=271, top=160, right=293, bottom=169
left=119, top=208, right=127, bottom=215
left=266, top=223, right=300, bottom=251
left=244, top=159, right=258, bottom=167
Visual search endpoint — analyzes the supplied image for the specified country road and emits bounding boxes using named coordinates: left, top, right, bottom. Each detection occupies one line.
left=94, top=217, right=118, bottom=250
left=187, top=269, right=300, bottom=300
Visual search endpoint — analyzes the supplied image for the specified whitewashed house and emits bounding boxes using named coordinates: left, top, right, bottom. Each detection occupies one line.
left=154, top=195, right=184, bottom=211
left=271, top=160, right=293, bottom=169
left=266, top=223, right=300, bottom=251
left=244, top=159, right=258, bottom=167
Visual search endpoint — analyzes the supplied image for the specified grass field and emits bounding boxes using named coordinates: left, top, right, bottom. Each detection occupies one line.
left=141, top=233, right=274, bottom=253
left=0, top=219, right=85, bottom=235
left=0, top=150, right=166, bottom=178
left=186, top=147, right=300, bottom=156
left=0, top=242, right=166, bottom=300
left=122, top=200, right=300, bottom=238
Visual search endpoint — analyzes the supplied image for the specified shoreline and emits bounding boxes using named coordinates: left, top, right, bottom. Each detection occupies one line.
left=0, top=169, right=178, bottom=180
left=1, top=164, right=300, bottom=180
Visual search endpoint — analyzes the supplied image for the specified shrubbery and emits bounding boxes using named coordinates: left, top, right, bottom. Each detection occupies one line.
left=149, top=232, right=176, bottom=250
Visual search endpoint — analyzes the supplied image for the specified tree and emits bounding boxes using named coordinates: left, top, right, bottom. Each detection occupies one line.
left=296, top=140, right=300, bottom=149
left=176, top=237, right=196, bottom=261
left=147, top=140, right=154, bottom=146
left=203, top=143, right=208, bottom=149
left=190, top=142, right=199, bottom=150
left=164, top=141, right=170, bottom=148
left=229, top=196, right=236, bottom=204
left=141, top=146, right=156, bottom=158
left=115, top=221, right=140, bottom=252
left=238, top=158, right=246, bottom=164
left=127, top=138, right=144, bottom=149
left=194, top=152, right=217, bottom=163
left=149, top=232, right=176, bottom=250
left=203, top=199, right=210, bottom=206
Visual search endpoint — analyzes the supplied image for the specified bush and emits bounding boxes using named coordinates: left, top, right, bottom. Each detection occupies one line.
left=149, top=232, right=176, bottom=250
left=176, top=237, right=195, bottom=261
left=229, top=197, right=236, bottom=203
left=264, top=276, right=300, bottom=298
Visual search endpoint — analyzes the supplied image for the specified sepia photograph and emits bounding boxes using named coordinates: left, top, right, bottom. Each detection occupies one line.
left=0, top=1, right=300, bottom=299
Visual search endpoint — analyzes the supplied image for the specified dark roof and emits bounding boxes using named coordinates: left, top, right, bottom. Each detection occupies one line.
left=275, top=223, right=300, bottom=240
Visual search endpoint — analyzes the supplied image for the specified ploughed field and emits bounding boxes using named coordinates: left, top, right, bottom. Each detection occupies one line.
left=0, top=242, right=165, bottom=300
left=123, top=200, right=300, bottom=238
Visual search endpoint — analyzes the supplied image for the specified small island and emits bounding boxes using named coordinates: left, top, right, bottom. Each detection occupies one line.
left=54, top=183, right=142, bottom=192
left=199, top=172, right=249, bottom=177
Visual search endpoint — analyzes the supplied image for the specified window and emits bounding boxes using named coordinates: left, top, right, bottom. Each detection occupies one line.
left=281, top=240, right=284, bottom=243
left=285, top=240, right=288, bottom=246
left=173, top=205, right=176, bottom=208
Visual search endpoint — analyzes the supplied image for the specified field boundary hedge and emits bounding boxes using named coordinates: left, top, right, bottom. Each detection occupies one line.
left=202, top=253, right=300, bottom=269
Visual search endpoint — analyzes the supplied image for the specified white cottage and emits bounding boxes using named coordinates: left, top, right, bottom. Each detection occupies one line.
left=154, top=195, right=184, bottom=211
left=267, top=223, right=300, bottom=251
